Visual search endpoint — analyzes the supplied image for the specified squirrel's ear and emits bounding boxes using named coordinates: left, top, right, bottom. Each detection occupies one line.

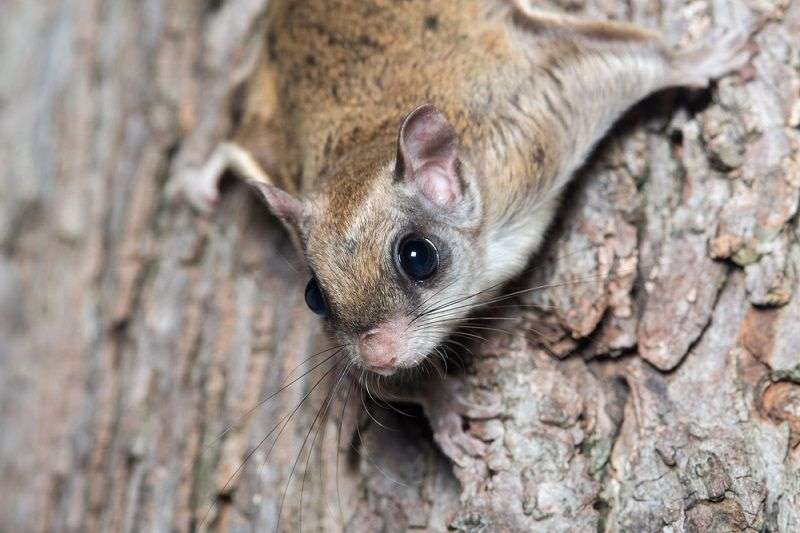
left=395, top=104, right=462, bottom=208
left=251, top=182, right=304, bottom=228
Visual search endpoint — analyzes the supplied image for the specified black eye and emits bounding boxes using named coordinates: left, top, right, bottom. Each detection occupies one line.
left=304, top=277, right=328, bottom=315
left=398, top=235, right=439, bottom=281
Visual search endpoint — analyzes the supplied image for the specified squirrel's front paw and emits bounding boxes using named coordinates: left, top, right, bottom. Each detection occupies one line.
left=166, top=163, right=222, bottom=214
left=423, top=380, right=500, bottom=467
left=429, top=410, right=487, bottom=466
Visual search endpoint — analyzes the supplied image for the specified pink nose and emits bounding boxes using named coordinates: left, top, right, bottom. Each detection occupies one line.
left=358, top=327, right=398, bottom=369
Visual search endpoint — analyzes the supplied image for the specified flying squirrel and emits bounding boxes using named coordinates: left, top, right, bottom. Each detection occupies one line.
left=168, top=0, right=754, bottom=461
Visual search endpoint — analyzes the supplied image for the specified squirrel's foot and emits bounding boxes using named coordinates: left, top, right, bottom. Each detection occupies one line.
left=423, top=380, right=500, bottom=467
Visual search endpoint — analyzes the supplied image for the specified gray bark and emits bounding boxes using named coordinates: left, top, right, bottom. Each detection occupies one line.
left=1, top=0, right=798, bottom=532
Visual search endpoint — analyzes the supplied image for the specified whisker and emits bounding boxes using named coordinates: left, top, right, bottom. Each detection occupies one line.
left=411, top=244, right=620, bottom=330
left=360, top=381, right=396, bottom=432
left=195, top=345, right=347, bottom=469
left=427, top=348, right=445, bottom=380
left=439, top=343, right=468, bottom=373
left=457, top=324, right=514, bottom=336
left=410, top=279, right=503, bottom=326
left=442, top=337, right=473, bottom=357
left=410, top=243, right=607, bottom=326
left=484, top=302, right=578, bottom=312
left=334, top=376, right=357, bottom=528
left=362, top=374, right=418, bottom=418
left=361, top=381, right=416, bottom=418
left=296, top=361, right=352, bottom=533
left=353, top=400, right=410, bottom=488
left=421, top=270, right=631, bottom=322
left=405, top=277, right=461, bottom=328
left=284, top=343, right=350, bottom=381
left=265, top=354, right=346, bottom=532
left=432, top=347, right=447, bottom=379
left=412, top=315, right=513, bottom=331
left=198, top=353, right=343, bottom=529
left=445, top=330, right=490, bottom=343
left=417, top=315, right=513, bottom=325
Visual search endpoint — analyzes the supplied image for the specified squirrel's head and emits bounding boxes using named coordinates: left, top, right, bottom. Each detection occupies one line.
left=255, top=104, right=491, bottom=376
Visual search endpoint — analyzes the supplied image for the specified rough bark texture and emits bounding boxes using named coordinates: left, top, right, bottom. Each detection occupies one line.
left=1, top=0, right=798, bottom=532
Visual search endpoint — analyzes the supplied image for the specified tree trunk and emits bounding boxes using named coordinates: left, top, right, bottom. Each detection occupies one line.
left=1, top=0, right=798, bottom=531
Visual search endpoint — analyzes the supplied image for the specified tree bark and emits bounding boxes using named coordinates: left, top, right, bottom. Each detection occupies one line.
left=1, top=0, right=798, bottom=532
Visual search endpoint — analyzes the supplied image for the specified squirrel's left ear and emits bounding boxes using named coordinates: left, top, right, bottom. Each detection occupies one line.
left=250, top=181, right=306, bottom=245
left=395, top=104, right=463, bottom=208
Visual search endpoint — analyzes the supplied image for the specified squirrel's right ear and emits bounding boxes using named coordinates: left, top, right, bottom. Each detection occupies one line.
left=250, top=181, right=304, bottom=232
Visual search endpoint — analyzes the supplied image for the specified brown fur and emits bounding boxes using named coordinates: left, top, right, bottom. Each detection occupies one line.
left=217, top=0, right=752, bottom=371
left=234, top=0, right=682, bottom=225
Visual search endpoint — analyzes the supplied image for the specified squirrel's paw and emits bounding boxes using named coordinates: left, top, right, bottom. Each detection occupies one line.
left=166, top=147, right=230, bottom=214
left=424, top=380, right=500, bottom=467
left=166, top=161, right=222, bottom=214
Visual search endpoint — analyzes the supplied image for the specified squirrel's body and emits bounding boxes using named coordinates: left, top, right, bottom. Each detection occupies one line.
left=237, top=0, right=703, bottom=291
left=172, top=0, right=752, bottom=382
left=169, top=0, right=753, bottom=462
